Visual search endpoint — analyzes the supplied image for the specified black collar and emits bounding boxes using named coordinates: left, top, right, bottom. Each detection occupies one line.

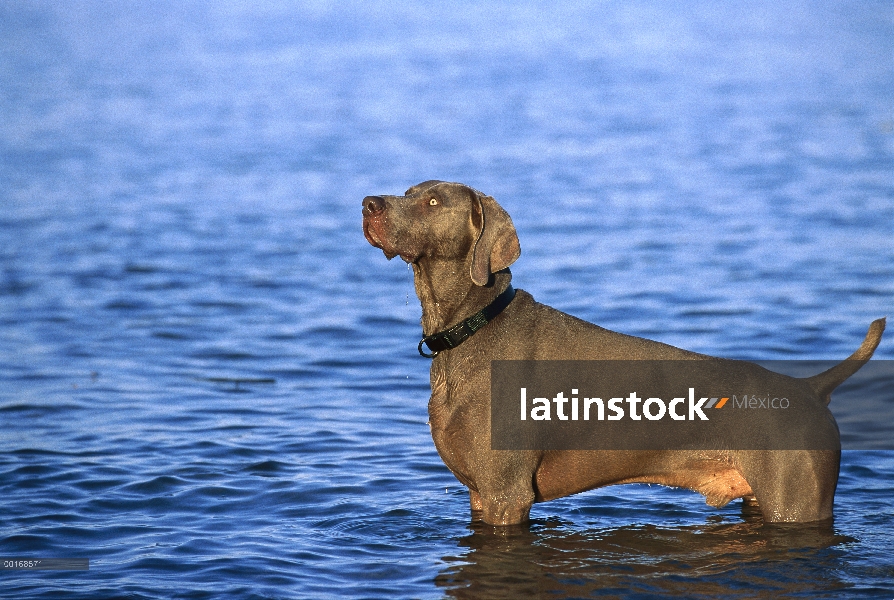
left=418, top=285, right=516, bottom=358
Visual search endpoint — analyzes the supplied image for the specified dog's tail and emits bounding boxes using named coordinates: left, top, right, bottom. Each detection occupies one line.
left=804, top=317, right=886, bottom=405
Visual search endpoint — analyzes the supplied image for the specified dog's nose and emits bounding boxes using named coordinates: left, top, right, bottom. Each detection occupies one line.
left=362, top=195, right=385, bottom=215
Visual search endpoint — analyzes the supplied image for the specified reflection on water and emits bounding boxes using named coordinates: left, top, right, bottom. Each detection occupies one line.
left=439, top=515, right=853, bottom=598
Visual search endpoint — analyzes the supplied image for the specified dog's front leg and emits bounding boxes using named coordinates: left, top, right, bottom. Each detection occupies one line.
left=469, top=489, right=483, bottom=512
left=472, top=454, right=538, bottom=526
left=477, top=486, right=535, bottom=525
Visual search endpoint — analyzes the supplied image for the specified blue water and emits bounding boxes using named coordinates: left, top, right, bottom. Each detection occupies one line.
left=2, top=1, right=893, bottom=597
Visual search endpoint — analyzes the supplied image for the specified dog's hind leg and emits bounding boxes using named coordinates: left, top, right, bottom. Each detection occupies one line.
left=739, top=450, right=839, bottom=522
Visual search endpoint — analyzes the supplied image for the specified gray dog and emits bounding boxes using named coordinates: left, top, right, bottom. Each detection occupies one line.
left=362, top=180, right=885, bottom=525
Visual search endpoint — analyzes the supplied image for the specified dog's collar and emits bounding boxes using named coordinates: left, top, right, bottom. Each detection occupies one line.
left=418, top=285, right=516, bottom=358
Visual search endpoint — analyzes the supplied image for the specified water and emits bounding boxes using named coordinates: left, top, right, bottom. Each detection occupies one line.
left=1, top=0, right=893, bottom=597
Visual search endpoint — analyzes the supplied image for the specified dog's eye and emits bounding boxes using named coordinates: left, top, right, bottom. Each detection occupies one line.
left=429, top=198, right=438, bottom=206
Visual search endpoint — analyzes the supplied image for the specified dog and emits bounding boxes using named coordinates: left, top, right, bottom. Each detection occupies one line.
left=362, top=180, right=885, bottom=525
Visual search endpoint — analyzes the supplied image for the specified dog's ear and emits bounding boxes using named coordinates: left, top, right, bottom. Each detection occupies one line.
left=470, top=191, right=521, bottom=286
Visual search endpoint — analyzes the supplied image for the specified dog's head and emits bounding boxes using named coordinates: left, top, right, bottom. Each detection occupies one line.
left=362, top=181, right=520, bottom=285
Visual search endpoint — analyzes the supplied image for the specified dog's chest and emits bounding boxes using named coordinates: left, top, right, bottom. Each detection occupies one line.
left=427, top=361, right=463, bottom=442
left=426, top=361, right=480, bottom=485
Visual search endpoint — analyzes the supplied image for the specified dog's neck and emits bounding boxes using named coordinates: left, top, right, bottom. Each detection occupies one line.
left=411, top=257, right=512, bottom=335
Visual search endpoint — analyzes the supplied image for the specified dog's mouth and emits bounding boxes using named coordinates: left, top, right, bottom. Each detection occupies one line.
left=363, top=218, right=400, bottom=260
